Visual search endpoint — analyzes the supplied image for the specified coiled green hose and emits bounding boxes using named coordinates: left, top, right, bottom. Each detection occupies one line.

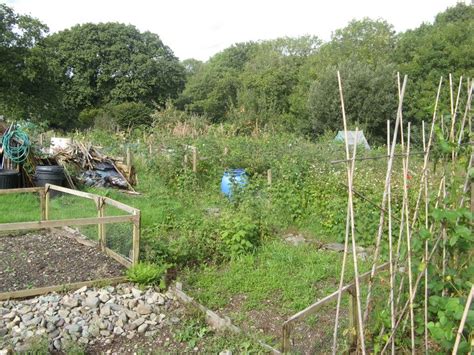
left=1, top=126, right=30, bottom=164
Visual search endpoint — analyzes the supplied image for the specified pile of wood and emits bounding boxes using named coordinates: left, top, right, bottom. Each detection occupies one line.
left=51, top=141, right=136, bottom=191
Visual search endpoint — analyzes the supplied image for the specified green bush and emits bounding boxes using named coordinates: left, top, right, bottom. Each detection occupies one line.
left=107, top=102, right=153, bottom=129
left=126, top=262, right=168, bottom=286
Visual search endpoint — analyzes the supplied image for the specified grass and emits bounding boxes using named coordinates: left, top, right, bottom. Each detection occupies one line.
left=184, top=240, right=355, bottom=312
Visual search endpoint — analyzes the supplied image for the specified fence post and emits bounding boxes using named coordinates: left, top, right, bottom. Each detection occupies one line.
left=126, top=147, right=132, bottom=176
left=132, top=210, right=141, bottom=265
left=97, top=197, right=106, bottom=251
left=348, top=286, right=359, bottom=351
left=282, top=322, right=291, bottom=353
left=44, top=185, right=50, bottom=220
left=40, top=188, right=46, bottom=221
left=267, top=169, right=272, bottom=185
left=192, top=147, right=197, bottom=173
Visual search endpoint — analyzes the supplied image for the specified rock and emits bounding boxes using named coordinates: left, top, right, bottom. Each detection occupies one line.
left=98, top=293, right=110, bottom=303
left=18, top=306, right=32, bottom=314
left=89, top=324, right=100, bottom=337
left=285, top=233, right=306, bottom=246
left=100, top=305, right=111, bottom=316
left=2, top=312, right=15, bottom=320
left=100, top=330, right=111, bottom=337
left=126, top=333, right=135, bottom=340
left=53, top=339, right=61, bottom=350
left=58, top=309, right=70, bottom=318
left=84, top=296, right=100, bottom=309
left=78, top=337, right=89, bottom=345
left=220, top=351, right=232, bottom=355
left=136, top=304, right=151, bottom=315
left=124, top=309, right=137, bottom=321
left=113, top=326, right=124, bottom=335
left=129, top=317, right=145, bottom=330
left=131, top=288, right=142, bottom=298
left=137, top=323, right=149, bottom=333
left=21, top=313, right=33, bottom=322
left=62, top=296, right=79, bottom=308
left=144, top=330, right=158, bottom=337
left=68, top=324, right=82, bottom=335
left=75, top=286, right=88, bottom=294
left=170, top=316, right=180, bottom=324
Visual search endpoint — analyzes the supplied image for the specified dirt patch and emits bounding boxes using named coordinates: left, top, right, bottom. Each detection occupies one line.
left=0, top=231, right=126, bottom=293
left=215, top=294, right=351, bottom=354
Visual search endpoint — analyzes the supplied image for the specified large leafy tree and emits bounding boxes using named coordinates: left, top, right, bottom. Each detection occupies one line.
left=177, top=42, right=258, bottom=122
left=306, top=59, right=398, bottom=141
left=43, top=23, right=185, bottom=126
left=289, top=19, right=397, bottom=132
left=0, top=4, right=60, bottom=122
left=395, top=3, right=474, bottom=123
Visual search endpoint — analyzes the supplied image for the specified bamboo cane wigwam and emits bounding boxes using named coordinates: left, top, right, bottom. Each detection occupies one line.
left=279, top=74, right=473, bottom=353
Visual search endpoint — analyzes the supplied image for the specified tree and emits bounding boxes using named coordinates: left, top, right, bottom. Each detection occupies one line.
left=178, top=42, right=258, bottom=122
left=305, top=59, right=398, bottom=141
left=0, top=4, right=60, bottom=122
left=42, top=23, right=185, bottom=127
left=395, top=4, right=474, bottom=123
left=289, top=19, right=397, bottom=130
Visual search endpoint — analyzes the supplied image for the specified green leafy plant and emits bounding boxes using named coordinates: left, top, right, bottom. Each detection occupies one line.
left=126, top=262, right=168, bottom=286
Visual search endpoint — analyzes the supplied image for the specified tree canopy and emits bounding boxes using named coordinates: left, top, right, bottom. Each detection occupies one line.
left=0, top=3, right=472, bottom=136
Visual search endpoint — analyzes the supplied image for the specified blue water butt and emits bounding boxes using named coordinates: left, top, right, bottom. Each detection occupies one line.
left=221, top=169, right=248, bottom=198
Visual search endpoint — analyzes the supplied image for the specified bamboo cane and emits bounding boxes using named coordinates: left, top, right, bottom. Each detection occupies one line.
left=363, top=74, right=407, bottom=326
left=338, top=71, right=366, bottom=354
left=387, top=119, right=396, bottom=355
left=402, top=122, right=416, bottom=354
left=411, top=77, right=443, bottom=228
left=332, top=143, right=356, bottom=354
left=449, top=76, right=463, bottom=162
left=422, top=120, right=429, bottom=355
left=452, top=285, right=474, bottom=355
left=382, top=156, right=473, bottom=353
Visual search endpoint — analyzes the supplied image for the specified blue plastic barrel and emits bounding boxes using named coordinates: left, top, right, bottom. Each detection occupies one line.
left=221, top=169, right=248, bottom=198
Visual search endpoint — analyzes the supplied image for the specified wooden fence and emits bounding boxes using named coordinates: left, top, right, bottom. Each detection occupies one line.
left=0, top=184, right=140, bottom=265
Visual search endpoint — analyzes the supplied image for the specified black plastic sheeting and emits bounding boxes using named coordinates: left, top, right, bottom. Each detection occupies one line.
left=79, top=161, right=128, bottom=189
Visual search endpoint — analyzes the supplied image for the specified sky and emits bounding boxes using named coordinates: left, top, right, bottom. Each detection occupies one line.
left=5, top=0, right=461, bottom=61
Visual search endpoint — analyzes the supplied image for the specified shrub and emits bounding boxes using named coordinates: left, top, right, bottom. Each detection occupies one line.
left=126, top=262, right=168, bottom=286
left=107, top=102, right=153, bottom=129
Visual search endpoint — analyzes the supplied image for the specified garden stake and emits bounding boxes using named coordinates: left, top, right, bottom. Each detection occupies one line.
left=387, top=119, right=395, bottom=355
left=338, top=71, right=366, bottom=354
left=363, top=74, right=407, bottom=327
left=401, top=122, right=415, bottom=354
left=332, top=129, right=358, bottom=355
left=411, top=77, right=443, bottom=229
left=422, top=120, right=429, bottom=355
left=452, top=285, right=474, bottom=355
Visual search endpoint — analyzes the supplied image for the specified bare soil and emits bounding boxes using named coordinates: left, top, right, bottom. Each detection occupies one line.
left=216, top=293, right=351, bottom=354
left=0, top=231, right=125, bottom=293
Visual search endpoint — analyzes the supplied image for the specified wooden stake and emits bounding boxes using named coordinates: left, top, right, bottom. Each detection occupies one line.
left=40, top=189, right=46, bottom=221
left=45, top=186, right=50, bottom=221
left=411, top=77, right=443, bottom=228
left=337, top=71, right=366, bottom=355
left=126, top=147, right=132, bottom=176
left=132, top=210, right=141, bottom=265
left=387, top=119, right=395, bottom=355
left=332, top=128, right=358, bottom=353
left=452, top=285, right=474, bottom=355
left=363, top=74, right=407, bottom=326
left=97, top=197, right=106, bottom=252
left=224, top=147, right=228, bottom=156
left=422, top=120, right=429, bottom=355
left=192, top=147, right=197, bottom=173
left=402, top=123, right=416, bottom=354
left=267, top=169, right=272, bottom=185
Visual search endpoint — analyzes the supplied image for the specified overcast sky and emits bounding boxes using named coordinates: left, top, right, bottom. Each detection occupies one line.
left=5, top=0, right=460, bottom=61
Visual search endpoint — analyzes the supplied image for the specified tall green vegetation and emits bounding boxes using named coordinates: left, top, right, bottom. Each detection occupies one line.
left=0, top=3, right=472, bottom=138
